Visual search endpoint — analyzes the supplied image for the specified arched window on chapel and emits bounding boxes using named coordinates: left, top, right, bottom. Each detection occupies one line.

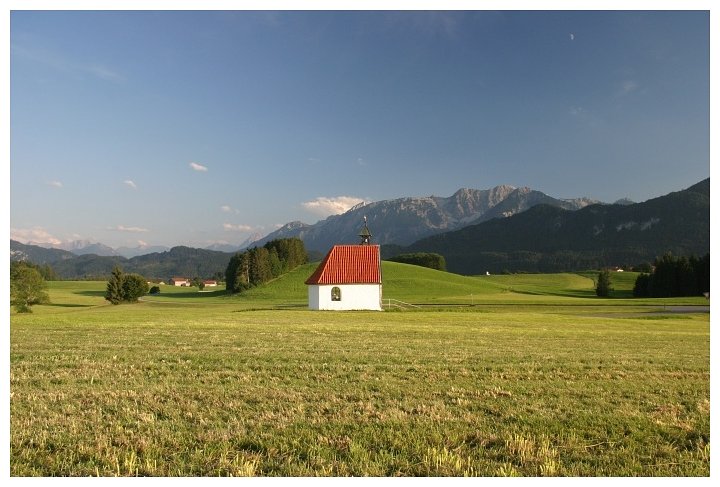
left=331, top=286, right=341, bottom=301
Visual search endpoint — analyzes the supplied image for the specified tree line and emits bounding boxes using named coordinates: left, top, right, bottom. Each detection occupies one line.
left=225, top=238, right=307, bottom=293
left=633, top=253, right=710, bottom=298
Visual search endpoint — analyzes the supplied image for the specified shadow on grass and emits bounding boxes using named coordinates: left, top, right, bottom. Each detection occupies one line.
left=145, top=289, right=229, bottom=299
left=76, top=289, right=229, bottom=299
left=75, top=290, right=106, bottom=297
left=232, top=304, right=307, bottom=312
left=510, top=289, right=599, bottom=298
left=47, top=303, right=94, bottom=308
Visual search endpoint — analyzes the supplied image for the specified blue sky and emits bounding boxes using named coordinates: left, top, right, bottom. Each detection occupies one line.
left=9, top=8, right=711, bottom=249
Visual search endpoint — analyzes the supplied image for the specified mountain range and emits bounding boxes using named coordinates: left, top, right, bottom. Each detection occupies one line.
left=10, top=179, right=708, bottom=279
left=247, top=185, right=599, bottom=252
left=390, top=178, right=710, bottom=274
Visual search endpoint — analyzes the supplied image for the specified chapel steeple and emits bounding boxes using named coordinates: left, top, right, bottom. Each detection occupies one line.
left=359, top=216, right=372, bottom=245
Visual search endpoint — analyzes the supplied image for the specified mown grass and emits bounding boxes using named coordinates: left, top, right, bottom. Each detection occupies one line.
left=10, top=267, right=710, bottom=476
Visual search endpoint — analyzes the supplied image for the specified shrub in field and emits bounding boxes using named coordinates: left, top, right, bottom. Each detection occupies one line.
left=10, top=262, right=50, bottom=313
left=105, top=266, right=149, bottom=304
left=122, top=274, right=150, bottom=302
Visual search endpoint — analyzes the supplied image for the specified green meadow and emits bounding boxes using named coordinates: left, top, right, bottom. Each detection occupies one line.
left=10, top=263, right=710, bottom=476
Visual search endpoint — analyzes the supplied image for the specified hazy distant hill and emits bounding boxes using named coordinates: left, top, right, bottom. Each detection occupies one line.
left=116, top=245, right=171, bottom=258
left=249, top=185, right=597, bottom=252
left=397, top=178, right=709, bottom=274
left=57, top=240, right=120, bottom=256
left=10, top=240, right=76, bottom=264
left=125, top=246, right=231, bottom=280
left=11, top=244, right=233, bottom=280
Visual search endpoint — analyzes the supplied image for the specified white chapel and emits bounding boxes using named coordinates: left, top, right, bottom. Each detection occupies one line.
left=305, top=219, right=383, bottom=311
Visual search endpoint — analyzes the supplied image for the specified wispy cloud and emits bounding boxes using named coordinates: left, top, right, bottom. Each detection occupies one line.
left=221, top=205, right=241, bottom=214
left=11, top=227, right=63, bottom=246
left=87, top=64, right=123, bottom=82
left=302, top=196, right=366, bottom=216
left=12, top=44, right=125, bottom=82
left=223, top=223, right=254, bottom=232
left=569, top=33, right=575, bottom=41
left=619, top=80, right=639, bottom=96
left=124, top=180, right=137, bottom=190
left=108, top=225, right=149, bottom=233
left=47, top=180, right=63, bottom=188
left=384, top=11, right=462, bottom=38
left=189, top=162, right=208, bottom=172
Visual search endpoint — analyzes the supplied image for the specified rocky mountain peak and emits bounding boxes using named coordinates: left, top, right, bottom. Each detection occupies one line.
left=247, top=183, right=603, bottom=252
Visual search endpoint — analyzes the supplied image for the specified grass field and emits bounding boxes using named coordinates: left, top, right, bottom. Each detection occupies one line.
left=10, top=263, right=710, bottom=476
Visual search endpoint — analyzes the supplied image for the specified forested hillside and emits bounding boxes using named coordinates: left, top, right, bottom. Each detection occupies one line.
left=399, top=179, right=709, bottom=274
left=11, top=245, right=233, bottom=281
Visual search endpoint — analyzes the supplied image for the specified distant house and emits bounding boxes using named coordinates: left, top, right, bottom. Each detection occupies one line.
left=170, top=277, right=190, bottom=287
left=305, top=219, right=382, bottom=311
left=203, top=280, right=218, bottom=287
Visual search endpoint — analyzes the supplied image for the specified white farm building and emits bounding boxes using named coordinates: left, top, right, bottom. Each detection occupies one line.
left=305, top=220, right=382, bottom=311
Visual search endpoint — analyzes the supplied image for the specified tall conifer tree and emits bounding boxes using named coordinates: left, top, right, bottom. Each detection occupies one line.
left=105, top=266, right=124, bottom=305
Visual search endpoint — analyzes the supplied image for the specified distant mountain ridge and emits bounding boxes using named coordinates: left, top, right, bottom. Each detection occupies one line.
left=44, top=239, right=120, bottom=256
left=12, top=184, right=597, bottom=258
left=9, top=243, right=234, bottom=280
left=10, top=240, right=76, bottom=264
left=11, top=180, right=707, bottom=277
left=249, top=185, right=598, bottom=252
left=395, top=178, right=709, bottom=274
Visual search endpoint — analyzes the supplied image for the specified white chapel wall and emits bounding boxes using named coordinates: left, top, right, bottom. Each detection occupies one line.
left=308, top=284, right=382, bottom=311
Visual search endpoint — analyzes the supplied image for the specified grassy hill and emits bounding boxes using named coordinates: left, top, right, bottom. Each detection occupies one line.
left=29, top=263, right=704, bottom=320
left=134, top=261, right=700, bottom=308
left=236, top=261, right=699, bottom=306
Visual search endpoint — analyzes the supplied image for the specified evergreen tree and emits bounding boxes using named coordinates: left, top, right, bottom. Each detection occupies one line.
left=249, top=247, right=272, bottom=286
left=226, top=252, right=251, bottom=293
left=651, top=253, right=678, bottom=297
left=105, top=266, right=124, bottom=305
left=632, top=252, right=709, bottom=298
left=105, top=266, right=149, bottom=303
left=268, top=247, right=283, bottom=277
left=225, top=238, right=308, bottom=294
left=675, top=256, right=697, bottom=296
left=596, top=269, right=612, bottom=297
left=693, top=254, right=710, bottom=294
left=225, top=253, right=239, bottom=293
left=632, top=273, right=651, bottom=297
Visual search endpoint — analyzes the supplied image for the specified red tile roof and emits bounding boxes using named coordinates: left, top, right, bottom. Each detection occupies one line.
left=305, top=245, right=381, bottom=285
